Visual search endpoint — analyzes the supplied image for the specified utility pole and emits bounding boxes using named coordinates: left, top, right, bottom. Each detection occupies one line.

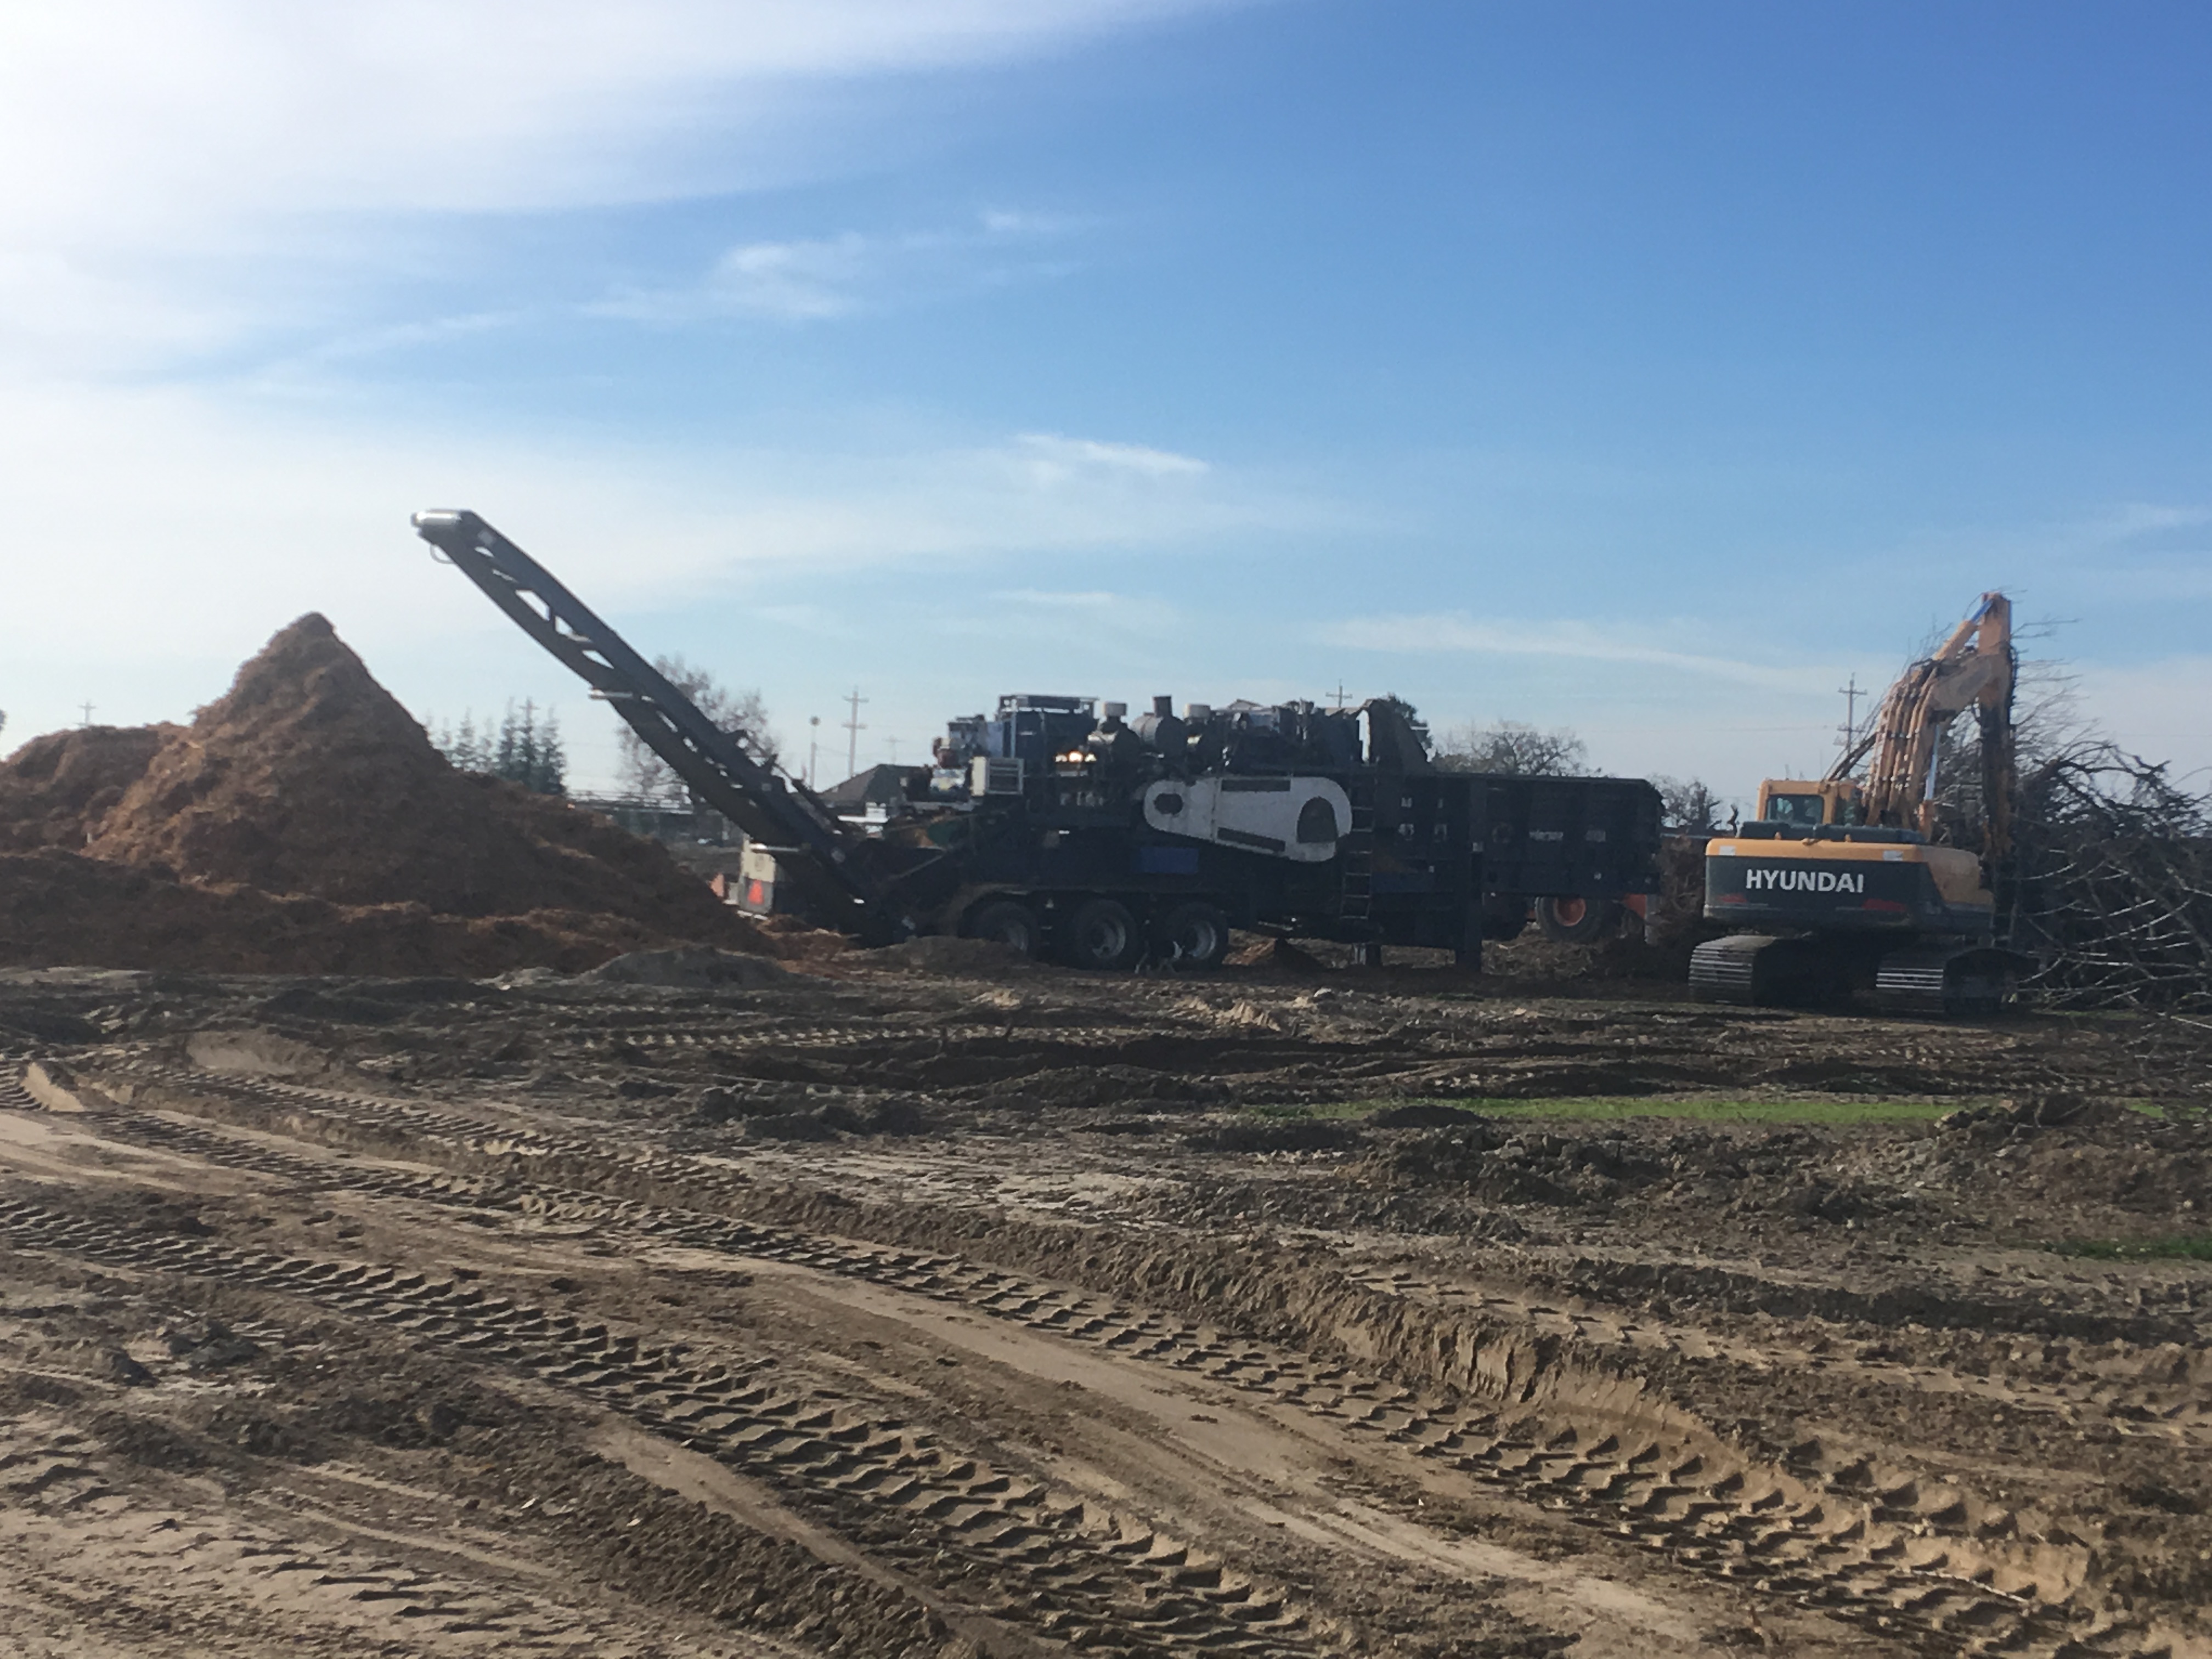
left=1331, top=681, right=1349, bottom=710
left=886, top=736, right=900, bottom=764
left=807, top=716, right=820, bottom=789
left=842, top=689, right=867, bottom=782
left=1838, top=675, right=1865, bottom=754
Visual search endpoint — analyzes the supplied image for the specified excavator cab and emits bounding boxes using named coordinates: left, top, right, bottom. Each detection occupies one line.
left=1754, top=780, right=1862, bottom=831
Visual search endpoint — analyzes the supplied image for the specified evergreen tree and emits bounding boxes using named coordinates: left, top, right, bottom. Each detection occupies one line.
left=494, top=702, right=530, bottom=785
left=430, top=702, right=565, bottom=794
left=428, top=711, right=492, bottom=772
left=532, top=707, right=567, bottom=795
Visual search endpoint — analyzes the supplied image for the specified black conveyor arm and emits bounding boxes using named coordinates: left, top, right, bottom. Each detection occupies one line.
left=413, top=509, right=883, bottom=928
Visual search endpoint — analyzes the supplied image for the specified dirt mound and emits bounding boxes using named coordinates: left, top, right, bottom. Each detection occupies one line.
left=82, top=616, right=742, bottom=940
left=1186, top=1118, right=1363, bottom=1154
left=969, top=1064, right=1228, bottom=1111
left=0, top=614, right=772, bottom=975
left=1924, top=1099, right=2212, bottom=1222
left=866, top=935, right=1039, bottom=975
left=0, top=850, right=692, bottom=977
left=578, top=947, right=791, bottom=990
left=0, top=725, right=179, bottom=853
left=1225, top=934, right=1324, bottom=973
left=1367, top=1101, right=1491, bottom=1128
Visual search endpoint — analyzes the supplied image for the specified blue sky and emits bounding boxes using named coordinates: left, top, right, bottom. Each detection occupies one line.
left=4, top=1, right=2208, bottom=802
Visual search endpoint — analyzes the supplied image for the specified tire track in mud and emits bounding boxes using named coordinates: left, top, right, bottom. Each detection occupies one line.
left=0, top=1414, right=738, bottom=1656
left=0, top=1057, right=38, bottom=1113
left=581, top=1019, right=1363, bottom=1094
left=526, top=1005, right=2129, bottom=1103
left=19, top=1064, right=2181, bottom=1659
left=1332, top=1267, right=2212, bottom=1454
left=0, top=1190, right=1322, bottom=1659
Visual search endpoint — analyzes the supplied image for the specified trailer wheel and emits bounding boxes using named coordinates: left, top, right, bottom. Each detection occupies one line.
left=1062, top=897, right=1143, bottom=971
left=1534, top=895, right=1616, bottom=944
left=1156, top=901, right=1232, bottom=971
left=963, top=899, right=1042, bottom=958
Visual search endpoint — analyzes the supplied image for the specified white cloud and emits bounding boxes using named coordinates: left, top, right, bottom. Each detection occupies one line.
left=0, top=0, right=1233, bottom=369
left=698, top=234, right=875, bottom=321
left=977, top=587, right=1185, bottom=637
left=1014, top=433, right=1210, bottom=482
left=0, top=374, right=1310, bottom=743
left=593, top=210, right=1088, bottom=324
left=0, top=2, right=1224, bottom=233
left=2092, top=502, right=2212, bottom=540
left=992, top=590, right=1126, bottom=609
left=1321, top=611, right=1832, bottom=692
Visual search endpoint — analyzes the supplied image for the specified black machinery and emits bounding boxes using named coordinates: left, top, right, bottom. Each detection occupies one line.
left=415, top=510, right=1661, bottom=970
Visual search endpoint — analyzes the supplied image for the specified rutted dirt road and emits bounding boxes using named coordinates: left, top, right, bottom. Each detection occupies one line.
left=3, top=957, right=2208, bottom=1658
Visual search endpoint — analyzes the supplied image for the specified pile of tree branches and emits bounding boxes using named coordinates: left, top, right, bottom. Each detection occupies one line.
left=2004, top=742, right=2212, bottom=1011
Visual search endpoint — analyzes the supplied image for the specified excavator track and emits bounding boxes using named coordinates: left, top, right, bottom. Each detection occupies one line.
left=1689, top=935, right=1831, bottom=1007
left=1874, top=945, right=2018, bottom=1018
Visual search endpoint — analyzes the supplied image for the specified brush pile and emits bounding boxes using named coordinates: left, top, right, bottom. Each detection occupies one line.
left=0, top=616, right=766, bottom=975
left=2008, top=743, right=2212, bottom=1011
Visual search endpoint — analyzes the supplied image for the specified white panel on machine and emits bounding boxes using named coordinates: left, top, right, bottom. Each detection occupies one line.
left=1141, top=776, right=1351, bottom=864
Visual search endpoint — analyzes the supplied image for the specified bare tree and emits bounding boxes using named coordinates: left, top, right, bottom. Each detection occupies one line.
left=1651, top=775, right=1729, bottom=834
left=618, top=654, right=779, bottom=803
left=1434, top=720, right=1588, bottom=776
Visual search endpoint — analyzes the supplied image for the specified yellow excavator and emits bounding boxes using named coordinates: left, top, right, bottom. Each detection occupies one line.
left=1692, top=592, right=2021, bottom=1015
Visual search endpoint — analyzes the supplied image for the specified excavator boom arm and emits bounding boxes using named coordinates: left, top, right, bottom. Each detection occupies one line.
left=1848, top=591, right=2014, bottom=850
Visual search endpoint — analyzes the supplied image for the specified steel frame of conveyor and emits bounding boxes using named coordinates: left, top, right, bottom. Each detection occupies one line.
left=411, top=509, right=885, bottom=931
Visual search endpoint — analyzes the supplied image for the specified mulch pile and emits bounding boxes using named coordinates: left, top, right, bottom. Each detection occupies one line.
left=0, top=614, right=768, bottom=975
left=0, top=724, right=180, bottom=854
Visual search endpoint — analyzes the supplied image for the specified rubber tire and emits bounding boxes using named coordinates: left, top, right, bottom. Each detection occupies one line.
left=1535, top=895, right=1615, bottom=945
left=1156, top=901, right=1232, bottom=972
left=962, top=899, right=1042, bottom=958
left=1062, top=896, right=1143, bottom=971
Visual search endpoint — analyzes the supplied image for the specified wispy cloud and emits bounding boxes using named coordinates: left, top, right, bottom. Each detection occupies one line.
left=2094, top=502, right=2212, bottom=540
left=0, top=1, right=1228, bottom=372
left=1322, top=612, right=1830, bottom=692
left=982, top=586, right=1184, bottom=634
left=992, top=589, right=1127, bottom=608
left=1012, top=433, right=1209, bottom=483
left=593, top=210, right=1088, bottom=324
left=0, top=3, right=1226, bottom=236
left=0, top=365, right=1305, bottom=674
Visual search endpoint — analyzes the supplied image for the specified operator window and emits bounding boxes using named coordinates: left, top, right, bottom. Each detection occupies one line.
left=1765, top=794, right=1825, bottom=829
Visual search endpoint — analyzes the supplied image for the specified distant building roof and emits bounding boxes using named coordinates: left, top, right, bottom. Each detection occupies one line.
left=819, top=763, right=927, bottom=810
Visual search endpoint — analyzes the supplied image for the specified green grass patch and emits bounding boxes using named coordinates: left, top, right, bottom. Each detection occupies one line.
left=1245, top=1099, right=1379, bottom=1122
left=2049, top=1235, right=2212, bottom=1262
left=1248, top=1096, right=1964, bottom=1125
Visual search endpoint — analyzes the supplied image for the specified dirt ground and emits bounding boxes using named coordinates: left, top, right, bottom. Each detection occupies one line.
left=3, top=951, right=2208, bottom=1659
